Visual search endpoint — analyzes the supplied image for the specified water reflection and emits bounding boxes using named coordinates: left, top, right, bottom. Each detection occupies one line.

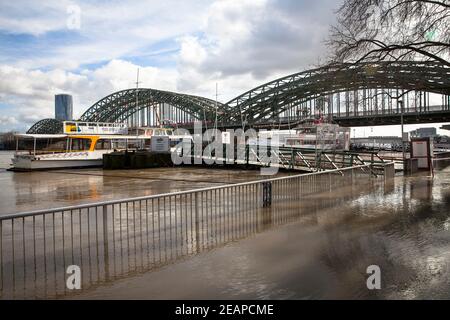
left=2, top=167, right=450, bottom=300
left=1, top=167, right=296, bottom=215
left=1, top=168, right=380, bottom=299
left=320, top=171, right=450, bottom=299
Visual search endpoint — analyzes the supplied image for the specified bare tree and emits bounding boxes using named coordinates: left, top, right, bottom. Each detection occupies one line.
left=0, top=131, right=17, bottom=150
left=328, top=0, right=450, bottom=66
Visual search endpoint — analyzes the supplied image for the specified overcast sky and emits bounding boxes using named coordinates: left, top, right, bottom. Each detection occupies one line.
left=0, top=0, right=448, bottom=136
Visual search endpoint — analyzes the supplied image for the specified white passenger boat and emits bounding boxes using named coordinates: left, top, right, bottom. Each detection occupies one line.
left=11, top=121, right=192, bottom=170
left=249, top=118, right=351, bottom=151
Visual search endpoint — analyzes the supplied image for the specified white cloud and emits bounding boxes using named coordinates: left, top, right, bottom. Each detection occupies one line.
left=0, top=0, right=71, bottom=36
left=0, top=0, right=345, bottom=132
left=0, top=59, right=183, bottom=130
left=175, top=0, right=337, bottom=95
left=0, top=0, right=212, bottom=69
left=0, top=115, right=18, bottom=126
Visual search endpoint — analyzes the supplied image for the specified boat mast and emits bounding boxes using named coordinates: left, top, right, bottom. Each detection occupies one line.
left=135, top=68, right=140, bottom=133
left=215, top=82, right=218, bottom=131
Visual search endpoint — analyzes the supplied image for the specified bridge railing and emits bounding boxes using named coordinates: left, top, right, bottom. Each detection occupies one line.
left=0, top=163, right=394, bottom=299
left=276, top=104, right=450, bottom=123
left=182, top=144, right=390, bottom=173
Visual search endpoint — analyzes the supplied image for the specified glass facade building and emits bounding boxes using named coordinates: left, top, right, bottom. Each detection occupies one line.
left=55, top=94, right=73, bottom=121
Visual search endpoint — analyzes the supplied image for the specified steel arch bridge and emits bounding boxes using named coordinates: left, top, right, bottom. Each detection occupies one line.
left=27, top=61, right=450, bottom=134
left=219, top=61, right=450, bottom=127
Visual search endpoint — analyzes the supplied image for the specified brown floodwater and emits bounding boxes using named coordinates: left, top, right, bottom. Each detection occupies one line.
left=1, top=149, right=450, bottom=299
left=62, top=168, right=450, bottom=300
left=0, top=162, right=294, bottom=215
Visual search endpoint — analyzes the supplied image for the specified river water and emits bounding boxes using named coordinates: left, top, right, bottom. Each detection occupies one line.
left=71, top=169, right=450, bottom=300
left=0, top=150, right=299, bottom=215
left=0, top=151, right=13, bottom=170
left=1, top=149, right=450, bottom=299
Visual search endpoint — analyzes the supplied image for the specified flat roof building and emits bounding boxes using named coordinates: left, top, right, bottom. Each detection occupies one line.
left=409, top=127, right=436, bottom=138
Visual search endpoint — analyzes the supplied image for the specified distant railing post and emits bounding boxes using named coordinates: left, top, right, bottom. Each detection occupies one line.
left=262, top=182, right=272, bottom=207
left=291, top=149, right=295, bottom=169
left=102, top=205, right=109, bottom=280
left=329, top=172, right=332, bottom=191
left=246, top=145, right=250, bottom=167
left=351, top=167, right=354, bottom=183
left=194, top=192, right=200, bottom=253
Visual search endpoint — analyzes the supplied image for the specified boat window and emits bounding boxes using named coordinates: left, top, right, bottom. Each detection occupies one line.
left=43, top=138, right=67, bottom=152
left=127, top=139, right=143, bottom=150
left=94, top=139, right=112, bottom=150
left=70, top=138, right=91, bottom=151
left=18, top=137, right=68, bottom=154
left=111, top=139, right=127, bottom=149
left=297, top=127, right=316, bottom=134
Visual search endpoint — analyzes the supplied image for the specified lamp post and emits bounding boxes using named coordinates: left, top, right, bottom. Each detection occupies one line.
left=399, top=100, right=406, bottom=172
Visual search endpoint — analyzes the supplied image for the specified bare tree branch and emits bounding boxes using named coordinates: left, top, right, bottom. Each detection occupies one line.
left=327, top=0, right=450, bottom=66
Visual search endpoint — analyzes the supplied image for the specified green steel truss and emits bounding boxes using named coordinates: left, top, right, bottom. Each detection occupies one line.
left=79, top=88, right=222, bottom=123
left=220, top=61, right=450, bottom=124
left=27, top=118, right=63, bottom=134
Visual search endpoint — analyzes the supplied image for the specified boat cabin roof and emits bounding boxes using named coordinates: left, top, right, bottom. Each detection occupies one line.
left=14, top=133, right=153, bottom=140
left=14, top=134, right=68, bottom=139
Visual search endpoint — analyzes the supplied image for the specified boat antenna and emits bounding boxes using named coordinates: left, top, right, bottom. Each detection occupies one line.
left=214, top=82, right=218, bottom=131
left=135, top=68, right=140, bottom=133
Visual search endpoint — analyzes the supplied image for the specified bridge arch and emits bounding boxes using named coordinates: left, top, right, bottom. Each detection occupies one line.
left=79, top=88, right=223, bottom=126
left=27, top=118, right=63, bottom=134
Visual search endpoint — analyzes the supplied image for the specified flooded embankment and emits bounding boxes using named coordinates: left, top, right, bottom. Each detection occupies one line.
left=2, top=149, right=450, bottom=299
left=0, top=164, right=294, bottom=215
left=68, top=168, right=450, bottom=300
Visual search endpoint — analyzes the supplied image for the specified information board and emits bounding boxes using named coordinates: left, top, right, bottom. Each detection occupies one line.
left=151, top=136, right=170, bottom=153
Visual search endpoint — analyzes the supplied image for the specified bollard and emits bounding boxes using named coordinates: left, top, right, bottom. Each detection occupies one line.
left=262, top=182, right=272, bottom=207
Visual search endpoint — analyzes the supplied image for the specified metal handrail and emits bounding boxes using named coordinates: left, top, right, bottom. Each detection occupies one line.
left=0, top=163, right=393, bottom=220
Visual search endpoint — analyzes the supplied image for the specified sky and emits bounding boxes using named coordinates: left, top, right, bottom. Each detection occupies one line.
left=0, top=0, right=448, bottom=136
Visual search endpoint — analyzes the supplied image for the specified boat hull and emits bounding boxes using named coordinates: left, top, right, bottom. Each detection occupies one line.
left=11, top=158, right=103, bottom=170
left=11, top=153, right=104, bottom=170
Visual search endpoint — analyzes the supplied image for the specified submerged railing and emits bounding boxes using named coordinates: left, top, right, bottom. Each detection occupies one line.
left=182, top=144, right=390, bottom=173
left=0, top=163, right=395, bottom=299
